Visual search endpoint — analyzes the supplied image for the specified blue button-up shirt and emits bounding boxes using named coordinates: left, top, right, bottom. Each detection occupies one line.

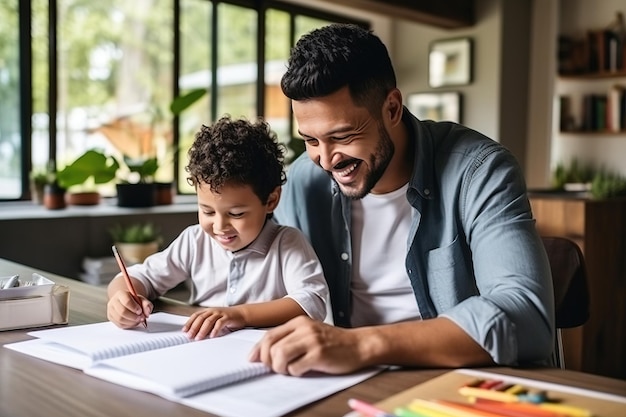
left=274, top=109, right=554, bottom=365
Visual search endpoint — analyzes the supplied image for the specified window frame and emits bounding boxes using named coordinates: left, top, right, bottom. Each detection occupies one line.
left=7, top=0, right=367, bottom=202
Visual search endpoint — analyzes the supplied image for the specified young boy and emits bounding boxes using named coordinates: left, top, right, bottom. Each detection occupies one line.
left=106, top=116, right=328, bottom=340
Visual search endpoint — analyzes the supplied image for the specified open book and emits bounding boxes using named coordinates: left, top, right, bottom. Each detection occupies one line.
left=5, top=312, right=198, bottom=369
left=4, top=312, right=381, bottom=417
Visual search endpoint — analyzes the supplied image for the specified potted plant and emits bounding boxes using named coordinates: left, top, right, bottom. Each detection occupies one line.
left=56, top=149, right=120, bottom=205
left=116, top=155, right=160, bottom=207
left=109, top=222, right=162, bottom=264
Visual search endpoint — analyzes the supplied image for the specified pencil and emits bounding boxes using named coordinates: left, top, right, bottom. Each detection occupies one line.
left=112, top=245, right=148, bottom=329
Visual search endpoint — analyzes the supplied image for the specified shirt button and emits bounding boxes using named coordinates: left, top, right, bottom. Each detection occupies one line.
left=230, top=287, right=236, bottom=293
left=423, top=188, right=430, bottom=195
left=408, top=269, right=413, bottom=274
left=338, top=311, right=345, bottom=317
left=341, top=253, right=349, bottom=261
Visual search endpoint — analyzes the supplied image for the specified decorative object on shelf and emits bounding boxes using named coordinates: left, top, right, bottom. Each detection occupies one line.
left=116, top=155, right=159, bottom=208
left=407, top=92, right=462, bottom=123
left=108, top=222, right=162, bottom=265
left=56, top=149, right=120, bottom=206
left=559, top=12, right=626, bottom=75
left=43, top=182, right=67, bottom=210
left=552, top=159, right=626, bottom=199
left=428, top=37, right=472, bottom=88
left=29, top=164, right=55, bottom=205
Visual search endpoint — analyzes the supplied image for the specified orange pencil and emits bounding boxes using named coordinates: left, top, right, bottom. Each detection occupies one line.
left=112, top=245, right=148, bottom=329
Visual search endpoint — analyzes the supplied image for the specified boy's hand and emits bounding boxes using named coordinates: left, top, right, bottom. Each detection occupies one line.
left=107, top=290, right=152, bottom=329
left=183, top=307, right=245, bottom=340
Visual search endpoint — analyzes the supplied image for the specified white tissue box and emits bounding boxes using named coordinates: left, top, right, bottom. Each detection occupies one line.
left=0, top=273, right=70, bottom=331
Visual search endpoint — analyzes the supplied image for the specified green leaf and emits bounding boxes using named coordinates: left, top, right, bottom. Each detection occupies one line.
left=56, top=149, right=120, bottom=189
left=170, top=88, right=207, bottom=116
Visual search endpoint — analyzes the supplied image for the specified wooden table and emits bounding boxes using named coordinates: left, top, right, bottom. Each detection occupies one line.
left=1, top=258, right=625, bottom=417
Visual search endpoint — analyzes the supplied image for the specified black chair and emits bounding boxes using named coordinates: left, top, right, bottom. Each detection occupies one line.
left=542, top=236, right=590, bottom=369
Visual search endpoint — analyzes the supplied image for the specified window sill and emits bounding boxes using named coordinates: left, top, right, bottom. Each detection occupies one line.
left=0, top=195, right=198, bottom=221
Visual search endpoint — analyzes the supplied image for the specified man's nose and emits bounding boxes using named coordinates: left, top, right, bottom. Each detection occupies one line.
left=314, top=142, right=334, bottom=171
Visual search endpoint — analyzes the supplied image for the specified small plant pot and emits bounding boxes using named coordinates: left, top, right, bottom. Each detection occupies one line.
left=66, top=191, right=101, bottom=206
left=43, top=184, right=67, bottom=210
left=155, top=182, right=174, bottom=205
left=114, top=241, right=159, bottom=265
left=117, top=183, right=156, bottom=208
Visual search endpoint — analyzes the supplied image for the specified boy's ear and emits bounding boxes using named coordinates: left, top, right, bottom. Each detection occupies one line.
left=266, top=186, right=282, bottom=212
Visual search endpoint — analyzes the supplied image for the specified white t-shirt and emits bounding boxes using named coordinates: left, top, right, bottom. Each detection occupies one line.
left=126, top=220, right=328, bottom=321
left=350, top=183, right=421, bottom=326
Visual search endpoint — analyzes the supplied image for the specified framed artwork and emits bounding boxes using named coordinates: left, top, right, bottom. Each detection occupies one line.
left=407, top=92, right=462, bottom=123
left=428, top=37, right=473, bottom=88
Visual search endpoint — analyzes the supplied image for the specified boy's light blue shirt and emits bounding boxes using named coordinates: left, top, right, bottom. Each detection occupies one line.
left=274, top=109, right=555, bottom=365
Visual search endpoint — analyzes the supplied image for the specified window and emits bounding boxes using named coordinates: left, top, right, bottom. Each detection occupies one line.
left=2, top=0, right=367, bottom=201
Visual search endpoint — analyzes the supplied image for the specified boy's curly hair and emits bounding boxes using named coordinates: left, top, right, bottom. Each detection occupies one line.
left=185, top=116, right=286, bottom=204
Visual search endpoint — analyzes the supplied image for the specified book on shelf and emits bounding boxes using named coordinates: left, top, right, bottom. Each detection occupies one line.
left=4, top=312, right=380, bottom=417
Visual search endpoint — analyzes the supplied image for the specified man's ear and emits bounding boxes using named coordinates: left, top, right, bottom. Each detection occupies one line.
left=385, top=88, right=403, bottom=126
left=266, top=186, right=282, bottom=212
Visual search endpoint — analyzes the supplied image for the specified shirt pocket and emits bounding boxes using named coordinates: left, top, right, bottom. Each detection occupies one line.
left=426, top=236, right=476, bottom=312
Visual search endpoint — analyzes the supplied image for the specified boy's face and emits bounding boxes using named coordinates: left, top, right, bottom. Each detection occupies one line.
left=196, top=182, right=280, bottom=252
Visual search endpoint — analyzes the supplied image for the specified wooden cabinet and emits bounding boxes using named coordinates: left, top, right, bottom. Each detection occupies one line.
left=529, top=193, right=626, bottom=380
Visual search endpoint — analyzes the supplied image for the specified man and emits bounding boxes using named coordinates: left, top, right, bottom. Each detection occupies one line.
left=248, top=23, right=554, bottom=376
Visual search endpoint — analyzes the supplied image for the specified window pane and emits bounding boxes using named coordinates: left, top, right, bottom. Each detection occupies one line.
left=0, top=1, right=21, bottom=198
left=216, top=3, right=257, bottom=119
left=32, top=0, right=50, bottom=174
left=57, top=0, right=173, bottom=195
left=178, top=0, right=212, bottom=194
left=265, top=9, right=294, bottom=160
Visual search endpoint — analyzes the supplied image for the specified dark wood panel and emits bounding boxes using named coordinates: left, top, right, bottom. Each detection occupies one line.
left=317, top=0, right=475, bottom=28
left=529, top=194, right=626, bottom=380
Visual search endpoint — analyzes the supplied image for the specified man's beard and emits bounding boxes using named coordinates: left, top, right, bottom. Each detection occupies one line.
left=332, top=122, right=394, bottom=200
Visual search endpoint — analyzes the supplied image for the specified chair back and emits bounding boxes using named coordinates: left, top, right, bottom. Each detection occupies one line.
left=541, top=236, right=590, bottom=368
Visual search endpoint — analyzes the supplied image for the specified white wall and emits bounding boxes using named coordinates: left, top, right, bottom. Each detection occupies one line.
left=394, top=0, right=502, bottom=140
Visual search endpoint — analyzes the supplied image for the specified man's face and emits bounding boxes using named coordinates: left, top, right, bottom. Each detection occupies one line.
left=293, top=87, right=394, bottom=199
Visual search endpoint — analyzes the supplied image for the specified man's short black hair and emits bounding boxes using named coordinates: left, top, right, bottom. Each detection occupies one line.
left=281, top=23, right=396, bottom=115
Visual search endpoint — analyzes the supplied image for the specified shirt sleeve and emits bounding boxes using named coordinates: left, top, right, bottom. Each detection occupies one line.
left=440, top=147, right=555, bottom=365
left=276, top=227, right=329, bottom=322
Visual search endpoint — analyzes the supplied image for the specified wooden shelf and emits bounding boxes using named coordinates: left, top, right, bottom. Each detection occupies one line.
left=559, top=130, right=626, bottom=136
left=559, top=71, right=626, bottom=80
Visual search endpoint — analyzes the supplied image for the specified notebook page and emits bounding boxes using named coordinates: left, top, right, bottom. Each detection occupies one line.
left=84, top=329, right=268, bottom=398
left=4, top=312, right=189, bottom=369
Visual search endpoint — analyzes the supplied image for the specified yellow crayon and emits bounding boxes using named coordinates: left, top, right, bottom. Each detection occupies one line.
left=407, top=401, right=456, bottom=417
left=504, top=384, right=526, bottom=395
left=458, top=386, right=519, bottom=403
left=539, top=402, right=593, bottom=417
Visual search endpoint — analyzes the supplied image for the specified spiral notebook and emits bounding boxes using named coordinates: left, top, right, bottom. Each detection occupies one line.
left=4, top=312, right=381, bottom=417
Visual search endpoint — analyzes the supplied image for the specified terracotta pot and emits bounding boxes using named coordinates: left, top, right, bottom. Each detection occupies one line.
left=66, top=191, right=101, bottom=206
left=43, top=184, right=67, bottom=210
left=155, top=182, right=174, bottom=205
left=114, top=241, right=159, bottom=265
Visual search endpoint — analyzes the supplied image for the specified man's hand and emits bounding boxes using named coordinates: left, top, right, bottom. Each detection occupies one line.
left=183, top=307, right=246, bottom=340
left=107, top=290, right=152, bottom=329
left=248, top=316, right=372, bottom=376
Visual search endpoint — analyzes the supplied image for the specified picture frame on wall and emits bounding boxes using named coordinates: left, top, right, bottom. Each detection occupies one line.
left=407, top=92, right=462, bottom=123
left=428, top=37, right=473, bottom=88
